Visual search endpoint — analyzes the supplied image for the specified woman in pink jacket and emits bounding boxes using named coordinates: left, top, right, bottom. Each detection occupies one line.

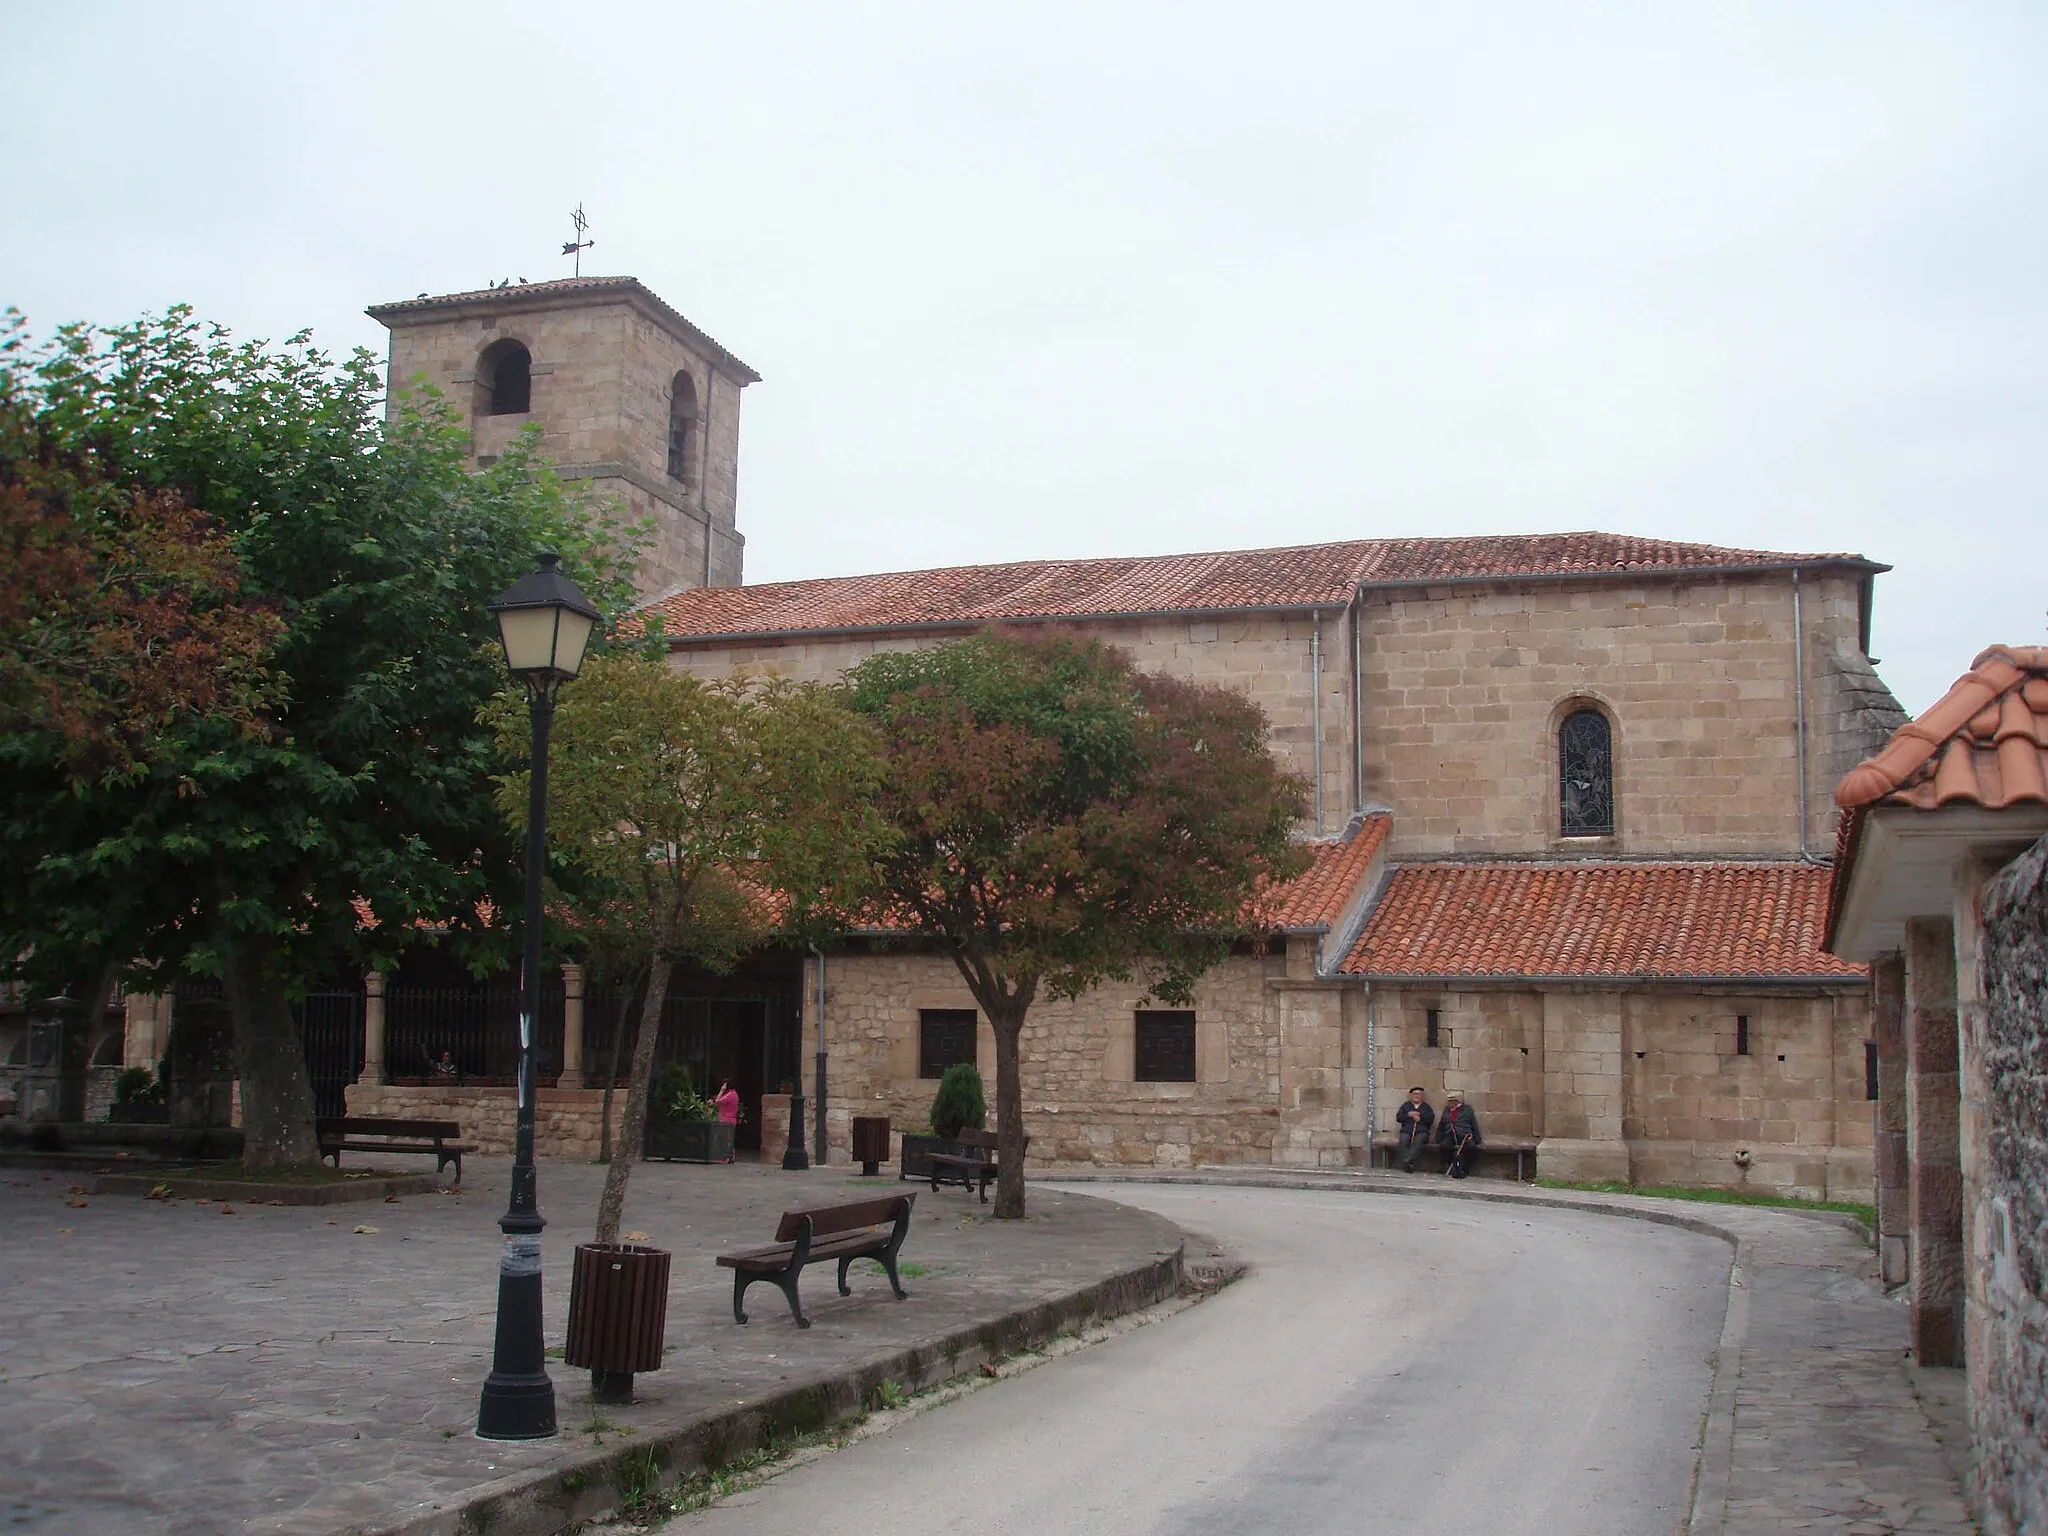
left=714, top=1080, right=741, bottom=1163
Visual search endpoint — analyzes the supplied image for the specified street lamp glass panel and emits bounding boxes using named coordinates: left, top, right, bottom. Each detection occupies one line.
left=550, top=607, right=596, bottom=679
left=496, top=606, right=567, bottom=676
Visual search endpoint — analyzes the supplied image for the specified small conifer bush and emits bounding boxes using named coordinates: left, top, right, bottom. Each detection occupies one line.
left=929, top=1062, right=986, bottom=1140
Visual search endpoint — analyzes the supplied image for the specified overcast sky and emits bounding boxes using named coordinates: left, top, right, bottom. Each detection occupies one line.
left=9, top=2, right=2044, bottom=713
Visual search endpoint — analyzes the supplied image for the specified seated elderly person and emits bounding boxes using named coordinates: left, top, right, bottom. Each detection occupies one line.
left=1433, top=1088, right=1482, bottom=1178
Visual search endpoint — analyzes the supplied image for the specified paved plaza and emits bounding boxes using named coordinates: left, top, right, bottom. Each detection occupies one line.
left=0, top=1157, right=1184, bottom=1536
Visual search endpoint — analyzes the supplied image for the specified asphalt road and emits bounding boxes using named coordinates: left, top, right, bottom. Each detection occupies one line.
left=661, top=1182, right=1731, bottom=1536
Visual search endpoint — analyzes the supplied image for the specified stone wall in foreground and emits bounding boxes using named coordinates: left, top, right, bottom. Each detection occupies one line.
left=344, top=1082, right=612, bottom=1162
left=1976, top=835, right=2048, bottom=1536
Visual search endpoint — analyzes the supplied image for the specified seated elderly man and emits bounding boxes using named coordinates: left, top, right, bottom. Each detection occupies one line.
left=1394, top=1086, right=1435, bottom=1172
left=1433, top=1088, right=1482, bottom=1178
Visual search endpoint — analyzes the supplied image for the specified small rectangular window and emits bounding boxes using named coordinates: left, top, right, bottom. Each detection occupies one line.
left=1425, top=1008, right=1441, bottom=1049
left=1735, top=1015, right=1750, bottom=1056
left=918, top=1009, right=977, bottom=1080
left=1135, top=1011, right=1197, bottom=1083
left=1865, top=1041, right=1879, bottom=1102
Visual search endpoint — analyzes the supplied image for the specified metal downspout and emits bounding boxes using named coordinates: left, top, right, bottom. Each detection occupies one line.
left=1793, top=569, right=1808, bottom=855
left=1350, top=587, right=1364, bottom=817
left=701, top=364, right=718, bottom=589
left=1312, top=610, right=1324, bottom=836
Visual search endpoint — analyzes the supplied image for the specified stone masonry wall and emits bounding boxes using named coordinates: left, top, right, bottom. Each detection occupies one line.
left=814, top=948, right=1357, bottom=1171
left=384, top=293, right=745, bottom=598
left=672, top=611, right=1363, bottom=835
left=1975, top=834, right=2048, bottom=1536
left=345, top=1082, right=612, bottom=1162
left=1369, top=982, right=1875, bottom=1200
left=673, top=569, right=1893, bottom=857
left=1356, top=570, right=1879, bottom=858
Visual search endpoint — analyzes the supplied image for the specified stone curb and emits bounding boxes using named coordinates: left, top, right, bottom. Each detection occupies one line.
left=90, top=1170, right=444, bottom=1205
left=349, top=1238, right=1186, bottom=1536
left=1034, top=1169, right=1763, bottom=1536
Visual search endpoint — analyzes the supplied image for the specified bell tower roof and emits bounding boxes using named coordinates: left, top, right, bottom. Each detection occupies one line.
left=368, top=276, right=760, bottom=384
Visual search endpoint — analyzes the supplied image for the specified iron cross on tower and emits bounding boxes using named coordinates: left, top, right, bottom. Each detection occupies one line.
left=562, top=204, right=595, bottom=276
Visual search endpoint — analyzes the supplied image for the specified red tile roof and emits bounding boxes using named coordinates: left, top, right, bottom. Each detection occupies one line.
left=646, top=533, right=1879, bottom=642
left=1341, top=862, right=1864, bottom=981
left=1825, top=645, right=2048, bottom=949
left=1834, top=645, right=2048, bottom=815
left=367, top=276, right=760, bottom=382
left=1252, top=814, right=1391, bottom=931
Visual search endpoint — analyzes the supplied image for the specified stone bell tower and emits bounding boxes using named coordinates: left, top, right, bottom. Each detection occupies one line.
left=369, top=276, right=759, bottom=598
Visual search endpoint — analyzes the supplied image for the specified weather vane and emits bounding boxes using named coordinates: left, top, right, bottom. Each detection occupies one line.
left=562, top=203, right=595, bottom=277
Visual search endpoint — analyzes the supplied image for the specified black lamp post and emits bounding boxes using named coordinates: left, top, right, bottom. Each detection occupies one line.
left=477, top=552, right=599, bottom=1442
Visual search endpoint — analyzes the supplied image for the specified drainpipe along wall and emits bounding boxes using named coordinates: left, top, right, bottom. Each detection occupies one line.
left=1312, top=610, right=1324, bottom=836
left=1792, top=568, right=1809, bottom=856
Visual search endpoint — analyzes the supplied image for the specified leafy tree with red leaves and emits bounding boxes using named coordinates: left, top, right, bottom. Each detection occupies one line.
left=841, top=629, right=1309, bottom=1217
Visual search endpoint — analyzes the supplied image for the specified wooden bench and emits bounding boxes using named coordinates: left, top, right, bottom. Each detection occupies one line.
left=315, top=1116, right=473, bottom=1182
left=716, top=1194, right=916, bottom=1329
left=926, top=1127, right=1029, bottom=1204
left=1370, top=1132, right=1538, bottom=1181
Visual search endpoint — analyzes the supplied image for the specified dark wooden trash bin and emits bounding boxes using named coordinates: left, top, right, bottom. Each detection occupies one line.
left=564, top=1242, right=671, bottom=1404
left=851, top=1115, right=891, bottom=1176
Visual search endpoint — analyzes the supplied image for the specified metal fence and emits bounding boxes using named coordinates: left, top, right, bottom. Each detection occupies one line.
left=383, top=983, right=565, bottom=1086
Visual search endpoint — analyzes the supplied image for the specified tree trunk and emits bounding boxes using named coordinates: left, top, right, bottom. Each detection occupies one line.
left=218, top=934, right=320, bottom=1170
left=978, top=987, right=1032, bottom=1228
left=593, top=957, right=671, bottom=1244
left=597, top=967, right=640, bottom=1165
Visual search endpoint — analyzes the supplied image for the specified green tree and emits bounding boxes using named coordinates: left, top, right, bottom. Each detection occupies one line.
left=0, top=308, right=641, bottom=1168
left=492, top=652, right=884, bottom=1243
left=842, top=629, right=1309, bottom=1218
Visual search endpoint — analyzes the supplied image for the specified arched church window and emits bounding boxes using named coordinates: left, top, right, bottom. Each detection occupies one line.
left=1559, top=708, right=1614, bottom=837
left=667, top=371, right=698, bottom=482
left=478, top=339, right=531, bottom=416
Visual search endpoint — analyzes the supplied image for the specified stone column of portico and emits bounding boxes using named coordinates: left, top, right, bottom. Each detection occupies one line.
left=558, top=964, right=585, bottom=1089
left=1902, top=916, right=1963, bottom=1366
left=1870, top=953, right=1910, bottom=1287
left=362, top=972, right=386, bottom=1086
left=122, top=991, right=167, bottom=1071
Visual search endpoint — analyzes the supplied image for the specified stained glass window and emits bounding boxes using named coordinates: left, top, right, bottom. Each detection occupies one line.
left=1559, top=708, right=1614, bottom=836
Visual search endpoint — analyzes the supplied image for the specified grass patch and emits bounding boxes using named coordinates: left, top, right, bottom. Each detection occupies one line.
left=866, top=1259, right=928, bottom=1279
left=1537, top=1179, right=1874, bottom=1230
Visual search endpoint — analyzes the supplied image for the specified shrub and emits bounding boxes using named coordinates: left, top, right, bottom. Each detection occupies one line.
left=113, top=1065, right=164, bottom=1105
left=650, top=1062, right=714, bottom=1122
left=929, top=1062, right=986, bottom=1140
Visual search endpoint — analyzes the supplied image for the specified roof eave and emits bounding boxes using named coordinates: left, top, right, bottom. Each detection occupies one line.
left=656, top=599, right=1347, bottom=650
left=368, top=280, right=762, bottom=384
left=1339, top=970, right=1866, bottom=987
left=1353, top=556, right=1888, bottom=594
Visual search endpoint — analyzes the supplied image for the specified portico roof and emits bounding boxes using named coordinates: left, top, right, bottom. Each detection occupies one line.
left=1826, top=645, right=2048, bottom=958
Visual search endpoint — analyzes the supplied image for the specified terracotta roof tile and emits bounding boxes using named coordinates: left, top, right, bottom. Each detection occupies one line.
left=1833, top=646, right=2048, bottom=816
left=1342, top=862, right=1863, bottom=981
left=1826, top=645, right=2048, bottom=949
left=1252, top=814, right=1391, bottom=931
left=647, top=533, right=1878, bottom=642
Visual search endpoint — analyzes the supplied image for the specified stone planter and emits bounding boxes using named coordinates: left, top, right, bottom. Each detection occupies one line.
left=643, top=1117, right=734, bottom=1163
left=107, top=1102, right=170, bottom=1125
left=898, top=1133, right=962, bottom=1182
left=563, top=1241, right=671, bottom=1404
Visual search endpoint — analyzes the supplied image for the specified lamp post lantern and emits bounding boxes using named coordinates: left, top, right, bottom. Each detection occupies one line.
left=477, top=551, right=599, bottom=1442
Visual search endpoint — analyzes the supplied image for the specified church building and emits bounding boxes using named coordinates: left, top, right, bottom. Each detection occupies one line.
left=334, top=278, right=1906, bottom=1196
